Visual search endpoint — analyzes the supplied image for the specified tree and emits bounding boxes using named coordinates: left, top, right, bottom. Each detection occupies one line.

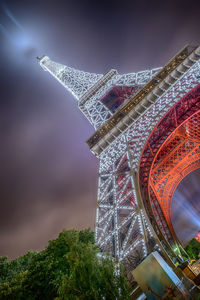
left=184, top=238, right=200, bottom=261
left=56, top=239, right=129, bottom=300
left=0, top=229, right=130, bottom=300
left=0, top=250, right=37, bottom=285
left=0, top=272, right=27, bottom=300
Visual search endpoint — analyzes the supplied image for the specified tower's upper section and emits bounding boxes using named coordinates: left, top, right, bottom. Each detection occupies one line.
left=38, top=55, right=103, bottom=100
left=38, top=55, right=161, bottom=129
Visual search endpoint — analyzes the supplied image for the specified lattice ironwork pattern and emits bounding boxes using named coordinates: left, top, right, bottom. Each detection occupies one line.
left=100, top=62, right=200, bottom=171
left=39, top=55, right=161, bottom=129
left=86, top=46, right=199, bottom=150
left=139, top=83, right=200, bottom=242
left=149, top=112, right=200, bottom=233
left=97, top=63, right=200, bottom=266
left=38, top=55, right=103, bottom=100
left=84, top=68, right=161, bottom=129
left=96, top=148, right=153, bottom=267
left=39, top=48, right=200, bottom=271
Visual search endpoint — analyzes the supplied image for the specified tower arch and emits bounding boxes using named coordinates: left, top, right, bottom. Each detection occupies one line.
left=139, top=84, right=200, bottom=250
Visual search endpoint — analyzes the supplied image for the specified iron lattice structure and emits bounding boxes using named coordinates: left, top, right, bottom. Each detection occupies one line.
left=38, top=46, right=200, bottom=275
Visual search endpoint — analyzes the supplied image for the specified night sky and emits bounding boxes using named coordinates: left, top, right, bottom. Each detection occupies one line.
left=0, top=0, right=200, bottom=258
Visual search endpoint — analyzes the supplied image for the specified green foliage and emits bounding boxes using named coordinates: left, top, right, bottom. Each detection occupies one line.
left=57, top=240, right=129, bottom=300
left=184, top=238, right=200, bottom=260
left=0, top=272, right=27, bottom=300
left=0, top=250, right=37, bottom=285
left=23, top=230, right=81, bottom=300
left=0, top=229, right=130, bottom=300
left=78, top=228, right=95, bottom=244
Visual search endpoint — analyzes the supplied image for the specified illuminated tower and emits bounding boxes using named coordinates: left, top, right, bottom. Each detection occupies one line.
left=38, top=46, right=200, bottom=277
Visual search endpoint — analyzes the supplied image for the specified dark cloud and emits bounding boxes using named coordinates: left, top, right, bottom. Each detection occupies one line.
left=0, top=0, right=200, bottom=258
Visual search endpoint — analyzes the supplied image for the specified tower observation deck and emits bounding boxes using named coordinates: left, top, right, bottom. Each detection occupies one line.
left=38, top=46, right=200, bottom=279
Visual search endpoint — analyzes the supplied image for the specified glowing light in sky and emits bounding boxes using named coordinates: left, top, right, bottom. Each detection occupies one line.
left=0, top=2, right=36, bottom=56
left=2, top=3, right=24, bottom=31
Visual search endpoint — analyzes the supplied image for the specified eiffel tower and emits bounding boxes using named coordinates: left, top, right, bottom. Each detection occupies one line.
left=38, top=46, right=200, bottom=277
